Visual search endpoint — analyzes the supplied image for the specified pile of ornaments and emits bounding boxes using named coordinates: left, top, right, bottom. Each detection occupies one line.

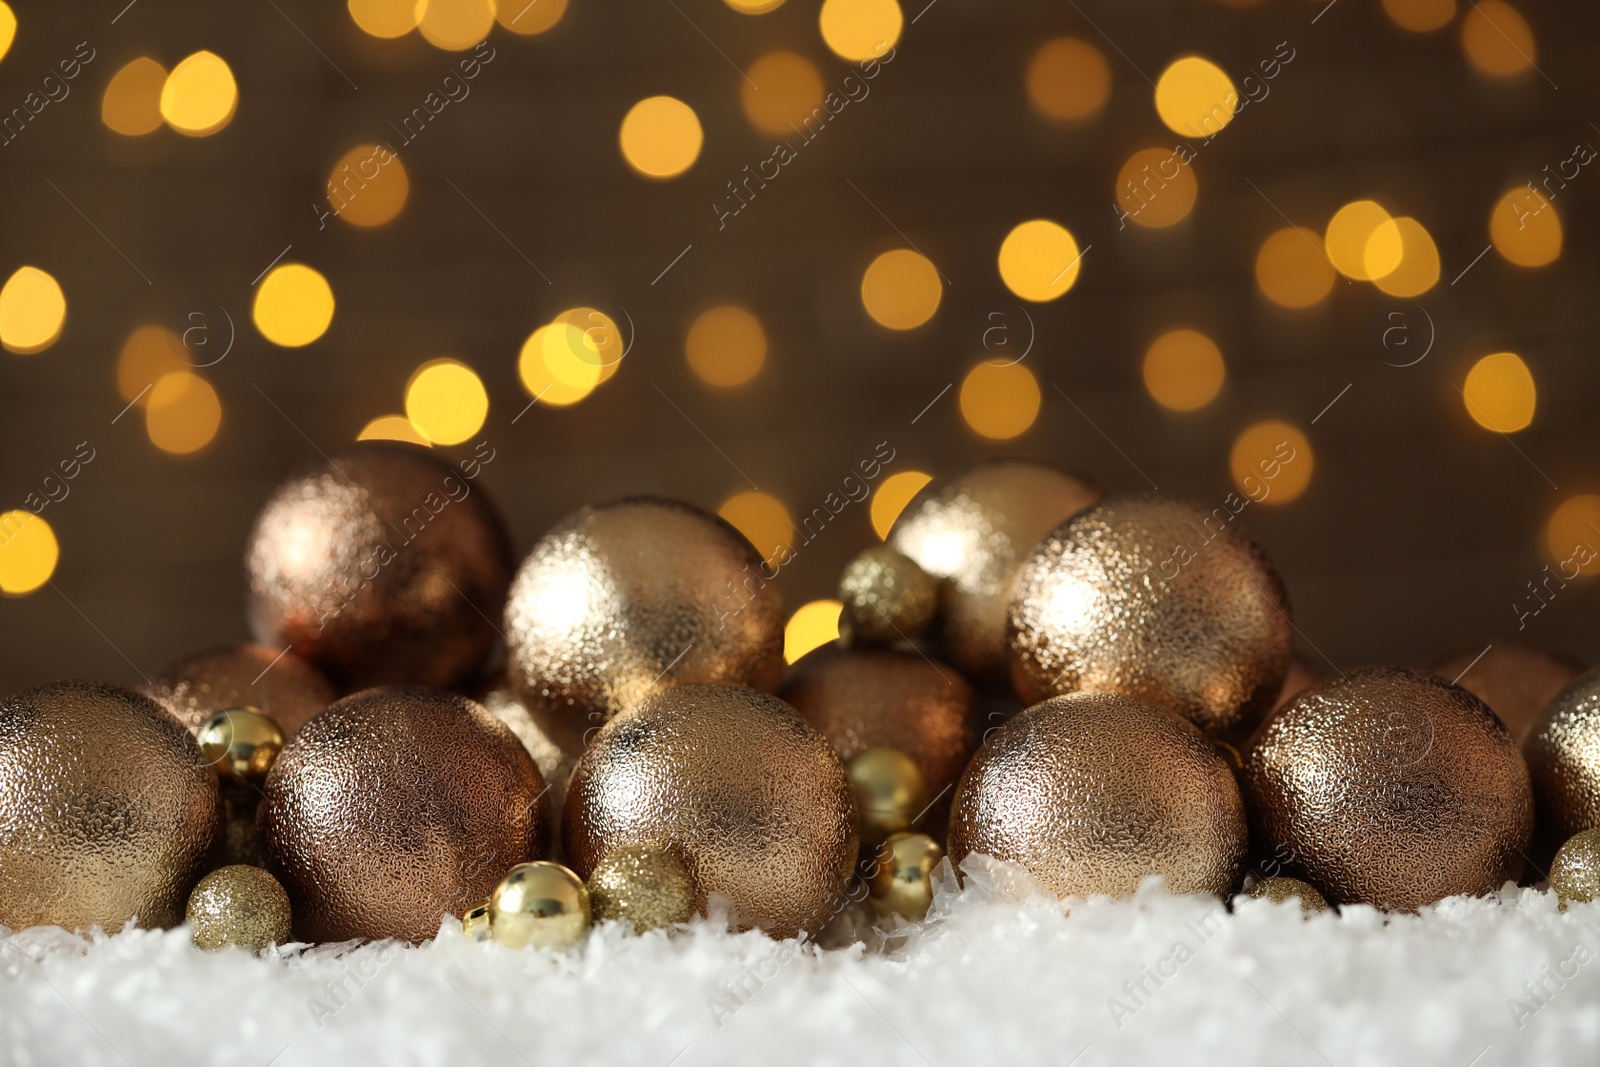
left=5, top=446, right=1600, bottom=957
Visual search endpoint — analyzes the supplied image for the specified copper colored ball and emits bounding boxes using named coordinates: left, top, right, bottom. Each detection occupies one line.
left=1242, top=667, right=1533, bottom=911
left=1526, top=667, right=1600, bottom=848
left=187, top=865, right=293, bottom=952
left=1008, top=492, right=1292, bottom=739
left=258, top=686, right=549, bottom=943
left=837, top=547, right=938, bottom=645
left=564, top=684, right=857, bottom=939
left=475, top=674, right=580, bottom=845
left=948, top=692, right=1246, bottom=900
left=1431, top=641, right=1584, bottom=746
left=245, top=442, right=513, bottom=690
left=143, top=642, right=336, bottom=736
left=504, top=498, right=784, bottom=752
left=887, top=458, right=1102, bottom=680
left=0, top=682, right=220, bottom=933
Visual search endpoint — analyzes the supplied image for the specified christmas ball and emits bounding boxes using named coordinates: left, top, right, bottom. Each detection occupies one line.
left=505, top=497, right=783, bottom=751
left=0, top=682, right=220, bottom=933
left=1431, top=641, right=1584, bottom=745
left=867, top=832, right=945, bottom=921
left=1526, top=667, right=1600, bottom=848
left=837, top=547, right=937, bottom=645
left=462, top=900, right=492, bottom=942
left=887, top=458, right=1102, bottom=680
left=245, top=442, right=513, bottom=690
left=143, top=642, right=335, bottom=735
left=1550, top=829, right=1600, bottom=909
left=845, top=747, right=929, bottom=848
left=196, top=708, right=285, bottom=785
left=564, top=684, right=857, bottom=939
left=187, top=865, right=293, bottom=952
left=1008, top=492, right=1292, bottom=739
left=587, top=844, right=696, bottom=933
left=489, top=861, right=591, bottom=950
left=1243, top=667, right=1533, bottom=911
left=259, top=687, right=549, bottom=943
left=948, top=692, right=1246, bottom=899
left=475, top=675, right=580, bottom=843
left=1242, top=876, right=1328, bottom=913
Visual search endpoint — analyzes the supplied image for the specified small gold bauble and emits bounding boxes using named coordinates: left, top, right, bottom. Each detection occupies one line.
left=846, top=747, right=929, bottom=848
left=1431, top=641, right=1583, bottom=745
left=587, top=845, right=695, bottom=933
left=1008, top=492, right=1292, bottom=740
left=866, top=832, right=944, bottom=921
left=186, top=865, right=293, bottom=952
left=948, top=692, right=1246, bottom=900
left=888, top=458, right=1102, bottom=680
left=489, top=861, right=591, bottom=950
left=142, top=642, right=335, bottom=736
left=197, top=707, right=286, bottom=784
left=1242, top=877, right=1329, bottom=913
left=837, top=547, right=938, bottom=645
left=462, top=900, right=492, bottom=942
left=1243, top=667, right=1533, bottom=911
left=1550, top=829, right=1600, bottom=909
left=1527, top=667, right=1600, bottom=852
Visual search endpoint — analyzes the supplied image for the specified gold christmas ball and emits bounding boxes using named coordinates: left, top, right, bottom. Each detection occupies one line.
left=948, top=692, right=1246, bottom=900
left=245, top=442, right=513, bottom=690
left=1431, top=641, right=1584, bottom=746
left=0, top=682, right=220, bottom=933
left=1242, top=876, right=1328, bottom=913
left=564, top=684, right=858, bottom=939
left=142, top=642, right=336, bottom=736
left=1526, top=667, right=1600, bottom=848
left=845, top=747, right=929, bottom=848
left=866, top=832, right=944, bottom=921
left=259, top=686, right=549, bottom=943
left=587, top=844, right=696, bottom=933
left=196, top=708, right=285, bottom=784
left=474, top=674, right=580, bottom=846
left=489, top=861, right=591, bottom=950
left=504, top=497, right=784, bottom=754
left=837, top=547, right=938, bottom=645
left=1550, top=829, right=1600, bottom=908
left=462, top=900, right=492, bottom=942
left=186, top=865, right=293, bottom=952
left=1243, top=667, right=1533, bottom=911
left=1008, top=492, right=1292, bottom=740
left=888, top=458, right=1102, bottom=680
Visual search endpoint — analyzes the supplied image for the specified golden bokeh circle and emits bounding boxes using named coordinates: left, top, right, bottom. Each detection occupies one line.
left=1491, top=187, right=1561, bottom=268
left=960, top=361, right=1041, bottom=440
left=496, top=0, right=567, bottom=34
left=818, top=0, right=902, bottom=62
left=327, top=144, right=409, bottom=228
left=0, top=267, right=66, bottom=355
left=1116, top=148, right=1198, bottom=229
left=146, top=372, right=222, bottom=456
left=1143, top=328, right=1225, bottom=412
left=998, top=219, right=1083, bottom=302
left=1154, top=55, right=1236, bottom=137
left=742, top=51, right=824, bottom=136
left=1229, top=419, right=1313, bottom=505
left=619, top=96, right=703, bottom=180
left=686, top=306, right=766, bottom=387
left=252, top=264, right=335, bottom=348
left=1026, top=38, right=1111, bottom=122
left=160, top=51, right=238, bottom=137
left=860, top=249, right=942, bottom=330
left=102, top=58, right=168, bottom=137
left=1462, top=0, right=1536, bottom=78
left=405, top=358, right=489, bottom=445
left=1255, top=227, right=1336, bottom=308
left=0, top=511, right=59, bottom=596
left=1462, top=352, right=1536, bottom=434
left=785, top=600, right=842, bottom=663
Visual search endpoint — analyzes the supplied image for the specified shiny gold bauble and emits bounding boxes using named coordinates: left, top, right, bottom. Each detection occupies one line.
left=1242, top=876, right=1329, bottom=913
left=837, top=547, right=938, bottom=645
left=845, top=747, right=929, bottom=848
left=143, top=642, right=336, bottom=736
left=888, top=458, right=1102, bottom=680
left=948, top=692, right=1246, bottom=899
left=186, top=865, right=293, bottom=952
left=1431, top=641, right=1585, bottom=746
left=197, top=708, right=285, bottom=784
left=866, top=832, right=944, bottom=921
left=587, top=844, right=696, bottom=933
left=564, top=684, right=858, bottom=939
left=1243, top=667, right=1533, bottom=911
left=504, top=497, right=784, bottom=753
left=462, top=900, right=492, bottom=942
left=475, top=674, right=580, bottom=843
left=1550, top=829, right=1600, bottom=909
left=1007, top=492, right=1292, bottom=740
left=1526, top=667, right=1600, bottom=848
left=489, top=861, right=591, bottom=950
left=0, top=683, right=220, bottom=933
left=245, top=442, right=513, bottom=690
left=259, top=687, right=548, bottom=943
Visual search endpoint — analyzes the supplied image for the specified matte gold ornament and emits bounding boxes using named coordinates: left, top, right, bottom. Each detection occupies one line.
left=1550, top=829, right=1600, bottom=909
left=0, top=682, right=220, bottom=933
left=197, top=708, right=285, bottom=784
left=1242, top=877, right=1328, bottom=913
left=1008, top=492, right=1292, bottom=739
left=587, top=844, right=695, bottom=932
left=564, top=684, right=858, bottom=939
left=504, top=497, right=784, bottom=753
left=948, top=692, right=1246, bottom=900
left=187, top=865, right=293, bottom=952
left=259, top=687, right=549, bottom=943
left=888, top=458, right=1102, bottom=679
left=837, top=547, right=937, bottom=645
left=463, top=900, right=492, bottom=942
left=489, top=861, right=591, bottom=950
left=143, top=642, right=335, bottom=736
left=1432, top=641, right=1584, bottom=745
left=867, top=832, right=944, bottom=921
left=245, top=442, right=513, bottom=690
left=1243, top=667, right=1533, bottom=911
left=1526, top=667, right=1600, bottom=848
left=845, top=747, right=929, bottom=848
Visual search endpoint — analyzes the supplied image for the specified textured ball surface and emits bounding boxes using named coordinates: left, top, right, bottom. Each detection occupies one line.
left=475, top=675, right=580, bottom=845
left=0, top=682, right=220, bottom=933
left=187, top=865, right=293, bottom=952
left=1007, top=492, right=1292, bottom=739
left=587, top=845, right=696, bottom=932
left=1243, top=667, right=1533, bottom=911
left=837, top=546, right=938, bottom=645
left=143, top=642, right=335, bottom=735
left=948, top=692, right=1246, bottom=900
left=1550, top=829, right=1600, bottom=908
left=258, top=687, right=548, bottom=943
left=1526, top=667, right=1600, bottom=847
left=1431, top=641, right=1583, bottom=745
left=564, top=684, right=858, bottom=939
left=245, top=443, right=513, bottom=690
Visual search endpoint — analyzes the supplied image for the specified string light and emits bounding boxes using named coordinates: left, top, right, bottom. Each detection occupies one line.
left=0, top=267, right=66, bottom=355
left=418, top=0, right=496, bottom=51
left=1462, top=352, right=1536, bottom=433
left=405, top=359, right=489, bottom=445
left=1546, top=496, right=1600, bottom=575
left=1490, top=187, right=1561, bottom=267
left=1255, top=227, right=1335, bottom=308
left=0, top=3, right=14, bottom=65
left=1369, top=217, right=1441, bottom=297
left=326, top=145, right=409, bottom=228
left=960, top=361, right=1040, bottom=440
left=518, top=324, right=599, bottom=407
left=1116, top=148, right=1197, bottom=229
left=1143, top=329, right=1225, bottom=412
left=1383, top=0, right=1456, bottom=33
left=1026, top=38, right=1111, bottom=122
left=1154, top=55, right=1235, bottom=138
left=357, top=416, right=431, bottom=446
left=619, top=96, right=703, bottom=180
left=116, top=326, right=187, bottom=405
left=348, top=0, right=420, bottom=38
left=1462, top=0, right=1536, bottom=78
left=860, top=250, right=942, bottom=330
left=145, top=372, right=222, bottom=455
left=551, top=308, right=625, bottom=384
left=1325, top=200, right=1396, bottom=281
left=253, top=264, right=335, bottom=348
left=160, top=51, right=237, bottom=137
left=742, top=52, right=824, bottom=136
left=818, top=0, right=902, bottom=62
left=998, top=219, right=1083, bottom=302
left=726, top=0, right=785, bottom=12
left=686, top=306, right=767, bottom=388
left=870, top=470, right=931, bottom=540
left=718, top=491, right=793, bottom=567
left=101, top=58, right=167, bottom=136
left=496, top=0, right=567, bottom=34
left=0, top=511, right=58, bottom=596
left=1230, top=420, right=1313, bottom=505
left=784, top=599, right=842, bottom=663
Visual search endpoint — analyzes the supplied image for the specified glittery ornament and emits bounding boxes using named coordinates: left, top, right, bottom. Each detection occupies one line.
left=1527, top=667, right=1600, bottom=848
left=1242, top=876, right=1328, bottom=913
left=463, top=900, right=492, bottom=942
left=196, top=708, right=285, bottom=784
left=888, top=458, right=1102, bottom=680
left=1431, top=641, right=1584, bottom=745
left=0, top=682, right=219, bottom=933
left=1008, top=492, right=1292, bottom=739
left=564, top=684, right=857, bottom=939
left=866, top=832, right=944, bottom=921
left=143, top=642, right=335, bottom=736
left=948, top=692, right=1246, bottom=899
left=186, top=865, right=293, bottom=952
left=837, top=547, right=938, bottom=645
left=259, top=687, right=548, bottom=943
left=846, top=747, right=929, bottom=848
left=587, top=844, right=695, bottom=932
left=504, top=497, right=784, bottom=753
left=489, top=861, right=591, bottom=950
left=1550, top=829, right=1600, bottom=909
left=1243, top=667, right=1533, bottom=911
left=245, top=442, right=513, bottom=690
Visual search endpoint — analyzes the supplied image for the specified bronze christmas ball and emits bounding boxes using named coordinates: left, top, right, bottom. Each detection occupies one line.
left=1430, top=640, right=1584, bottom=745
left=1007, top=492, right=1292, bottom=739
left=258, top=686, right=549, bottom=943
left=564, top=684, right=857, bottom=939
left=887, top=458, right=1102, bottom=680
left=1242, top=667, right=1533, bottom=911
left=947, top=692, right=1246, bottom=900
left=245, top=442, right=513, bottom=690
left=1526, top=667, right=1600, bottom=848
left=143, top=642, right=336, bottom=736
left=504, top=497, right=784, bottom=752
left=0, top=682, right=220, bottom=933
